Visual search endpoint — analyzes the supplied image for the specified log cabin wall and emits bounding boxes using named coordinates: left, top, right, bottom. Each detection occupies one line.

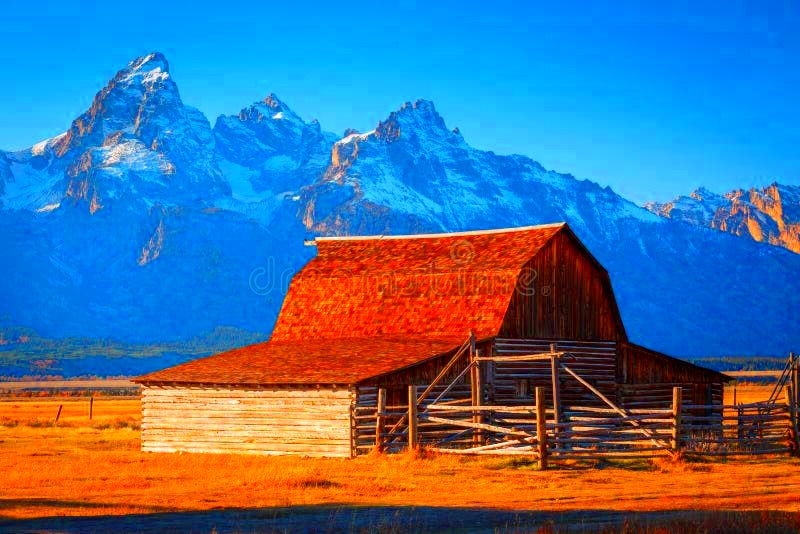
left=141, top=385, right=353, bottom=457
left=499, top=230, right=624, bottom=341
left=618, top=342, right=724, bottom=408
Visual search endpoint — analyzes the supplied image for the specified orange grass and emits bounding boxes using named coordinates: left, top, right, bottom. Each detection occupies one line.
left=729, top=382, right=781, bottom=405
left=2, top=389, right=800, bottom=526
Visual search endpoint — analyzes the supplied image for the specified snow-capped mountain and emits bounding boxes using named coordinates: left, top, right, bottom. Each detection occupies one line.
left=1, top=52, right=799, bottom=368
left=212, top=94, right=336, bottom=222
left=646, top=184, right=800, bottom=254
left=1, top=53, right=229, bottom=215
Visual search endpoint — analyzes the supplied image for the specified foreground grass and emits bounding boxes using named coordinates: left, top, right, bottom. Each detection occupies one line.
left=1, top=388, right=798, bottom=531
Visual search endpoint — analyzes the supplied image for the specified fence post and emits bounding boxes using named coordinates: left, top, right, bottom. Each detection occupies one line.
left=792, top=353, right=799, bottom=419
left=472, top=349, right=484, bottom=446
left=408, top=385, right=418, bottom=451
left=375, top=388, right=386, bottom=453
left=737, top=405, right=744, bottom=444
left=89, top=396, right=94, bottom=421
left=55, top=404, right=63, bottom=425
left=671, top=387, right=682, bottom=455
left=786, top=385, right=799, bottom=456
left=536, top=386, right=548, bottom=470
left=550, top=343, right=561, bottom=441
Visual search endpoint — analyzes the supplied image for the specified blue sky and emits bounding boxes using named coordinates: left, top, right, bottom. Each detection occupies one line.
left=2, top=1, right=798, bottom=202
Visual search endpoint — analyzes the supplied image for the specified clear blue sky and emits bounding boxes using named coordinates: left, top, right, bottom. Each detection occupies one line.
left=2, top=0, right=799, bottom=202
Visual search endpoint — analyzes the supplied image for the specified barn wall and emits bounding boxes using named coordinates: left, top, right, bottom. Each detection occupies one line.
left=493, top=338, right=618, bottom=406
left=499, top=231, right=623, bottom=341
left=140, top=385, right=353, bottom=457
left=619, top=342, right=725, bottom=407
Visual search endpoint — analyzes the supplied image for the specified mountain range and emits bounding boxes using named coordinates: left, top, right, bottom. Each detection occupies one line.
left=645, top=184, right=800, bottom=253
left=2, top=52, right=799, bottom=376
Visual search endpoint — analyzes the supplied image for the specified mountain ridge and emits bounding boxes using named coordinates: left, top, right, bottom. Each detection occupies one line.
left=1, top=52, right=799, bottom=370
left=646, top=183, right=800, bottom=253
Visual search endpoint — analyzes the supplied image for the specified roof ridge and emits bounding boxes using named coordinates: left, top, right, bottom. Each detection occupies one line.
left=312, top=222, right=566, bottom=243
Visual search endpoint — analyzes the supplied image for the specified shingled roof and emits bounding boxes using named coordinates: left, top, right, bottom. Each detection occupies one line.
left=272, top=223, right=566, bottom=341
left=136, top=223, right=568, bottom=386
left=135, top=336, right=463, bottom=386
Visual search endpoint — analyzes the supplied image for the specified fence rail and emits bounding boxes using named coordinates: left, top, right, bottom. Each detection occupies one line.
left=354, top=385, right=800, bottom=466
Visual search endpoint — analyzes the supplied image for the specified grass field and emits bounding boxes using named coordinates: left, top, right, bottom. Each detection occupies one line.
left=1, top=384, right=798, bottom=532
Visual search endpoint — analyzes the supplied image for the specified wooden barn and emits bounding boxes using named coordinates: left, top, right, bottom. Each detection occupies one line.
left=134, top=223, right=728, bottom=457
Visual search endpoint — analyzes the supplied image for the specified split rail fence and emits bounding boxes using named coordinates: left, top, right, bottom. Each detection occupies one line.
left=352, top=347, right=800, bottom=468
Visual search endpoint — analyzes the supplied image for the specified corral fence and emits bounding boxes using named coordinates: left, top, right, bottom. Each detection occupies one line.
left=352, top=349, right=800, bottom=467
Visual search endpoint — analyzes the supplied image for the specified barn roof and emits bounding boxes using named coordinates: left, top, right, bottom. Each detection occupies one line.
left=134, top=336, right=463, bottom=386
left=271, top=223, right=567, bottom=341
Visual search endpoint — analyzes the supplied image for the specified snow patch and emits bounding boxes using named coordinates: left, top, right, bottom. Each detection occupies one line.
left=36, top=202, right=61, bottom=213
left=335, top=130, right=376, bottom=145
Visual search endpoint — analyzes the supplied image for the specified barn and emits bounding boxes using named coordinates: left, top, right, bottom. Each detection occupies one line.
left=134, top=223, right=728, bottom=457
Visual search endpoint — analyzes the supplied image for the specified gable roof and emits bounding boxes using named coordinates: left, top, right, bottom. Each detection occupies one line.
left=271, top=223, right=567, bottom=341
left=134, top=336, right=463, bottom=386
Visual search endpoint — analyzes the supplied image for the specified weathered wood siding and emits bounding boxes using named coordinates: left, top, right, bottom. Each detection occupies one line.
left=141, top=385, right=353, bottom=457
left=493, top=338, right=618, bottom=406
left=499, top=231, right=624, bottom=341
left=618, top=342, right=724, bottom=408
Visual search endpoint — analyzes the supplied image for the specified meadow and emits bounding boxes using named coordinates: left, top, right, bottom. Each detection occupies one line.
left=0, top=384, right=799, bottom=532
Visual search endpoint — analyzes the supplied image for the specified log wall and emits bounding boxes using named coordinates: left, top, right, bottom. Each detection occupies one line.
left=140, top=385, right=353, bottom=457
left=493, top=338, right=618, bottom=406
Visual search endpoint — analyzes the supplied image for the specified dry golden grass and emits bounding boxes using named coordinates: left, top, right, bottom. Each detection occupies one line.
left=1, top=394, right=800, bottom=529
left=0, top=379, right=136, bottom=391
left=726, top=382, right=777, bottom=405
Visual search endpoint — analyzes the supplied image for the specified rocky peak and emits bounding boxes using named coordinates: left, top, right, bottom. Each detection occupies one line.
left=122, top=52, right=170, bottom=84
left=375, top=99, right=451, bottom=142
left=262, top=93, right=283, bottom=110
left=647, top=182, right=800, bottom=254
left=689, top=186, right=718, bottom=201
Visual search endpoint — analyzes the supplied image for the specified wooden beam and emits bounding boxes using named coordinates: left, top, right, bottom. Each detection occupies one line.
left=786, top=385, right=799, bottom=456
left=472, top=348, right=484, bottom=446
left=375, top=388, right=386, bottom=453
left=423, top=415, right=534, bottom=439
left=414, top=338, right=470, bottom=406
left=672, top=387, right=682, bottom=454
left=536, top=387, right=548, bottom=470
left=550, top=343, right=561, bottom=440
left=408, top=385, right=418, bottom=450
left=475, top=352, right=568, bottom=362
left=792, top=353, right=799, bottom=420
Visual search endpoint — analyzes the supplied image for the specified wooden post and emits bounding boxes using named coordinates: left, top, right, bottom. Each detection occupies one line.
left=408, top=385, right=418, bottom=450
left=55, top=404, right=63, bottom=424
left=535, top=387, right=547, bottom=470
left=472, top=349, right=484, bottom=446
left=375, top=388, right=386, bottom=453
left=486, top=340, right=496, bottom=406
left=671, top=387, right=682, bottom=454
left=89, top=396, right=94, bottom=420
left=786, top=385, right=799, bottom=456
left=550, top=343, right=561, bottom=440
left=792, top=353, right=799, bottom=419
left=737, top=405, right=744, bottom=444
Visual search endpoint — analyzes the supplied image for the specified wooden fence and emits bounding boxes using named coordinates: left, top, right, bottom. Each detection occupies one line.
left=352, top=348, right=800, bottom=466
left=354, top=385, right=800, bottom=466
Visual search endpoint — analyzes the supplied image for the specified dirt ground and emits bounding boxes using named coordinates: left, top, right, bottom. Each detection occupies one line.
left=1, top=384, right=798, bottom=532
